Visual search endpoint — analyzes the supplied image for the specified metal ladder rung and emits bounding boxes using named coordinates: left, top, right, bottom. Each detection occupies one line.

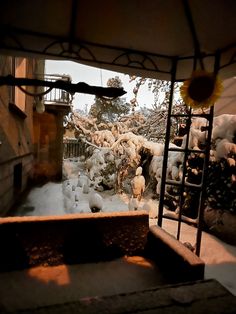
left=165, top=179, right=202, bottom=189
left=168, top=147, right=205, bottom=154
left=170, top=113, right=211, bottom=119
left=162, top=213, right=198, bottom=225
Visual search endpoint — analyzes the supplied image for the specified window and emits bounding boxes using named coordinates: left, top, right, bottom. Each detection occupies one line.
left=14, top=58, right=26, bottom=111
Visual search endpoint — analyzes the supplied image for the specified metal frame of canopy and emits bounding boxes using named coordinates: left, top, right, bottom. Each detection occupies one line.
left=0, top=1, right=235, bottom=81
left=0, top=0, right=235, bottom=256
left=0, top=24, right=235, bottom=82
left=156, top=1, right=234, bottom=256
left=157, top=2, right=223, bottom=256
left=157, top=59, right=219, bottom=256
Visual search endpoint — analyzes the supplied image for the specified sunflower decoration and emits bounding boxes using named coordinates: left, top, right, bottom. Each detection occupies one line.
left=180, top=71, right=223, bottom=110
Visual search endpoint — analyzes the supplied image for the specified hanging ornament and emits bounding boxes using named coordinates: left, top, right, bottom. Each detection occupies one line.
left=180, top=71, right=223, bottom=109
left=35, top=96, right=45, bottom=113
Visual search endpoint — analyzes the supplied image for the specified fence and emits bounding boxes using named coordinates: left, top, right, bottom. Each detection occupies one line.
left=63, top=138, right=88, bottom=159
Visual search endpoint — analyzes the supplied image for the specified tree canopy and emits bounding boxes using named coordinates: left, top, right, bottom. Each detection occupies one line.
left=89, top=76, right=130, bottom=123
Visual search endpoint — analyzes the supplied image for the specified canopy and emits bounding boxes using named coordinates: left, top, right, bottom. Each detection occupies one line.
left=0, top=0, right=235, bottom=80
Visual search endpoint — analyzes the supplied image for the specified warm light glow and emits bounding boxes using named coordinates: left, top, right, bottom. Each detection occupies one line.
left=124, top=255, right=154, bottom=268
left=27, top=264, right=70, bottom=286
left=180, top=71, right=223, bottom=110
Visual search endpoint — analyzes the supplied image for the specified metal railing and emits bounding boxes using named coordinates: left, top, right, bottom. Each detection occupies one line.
left=44, top=74, right=72, bottom=105
left=63, top=138, right=89, bottom=159
left=35, top=73, right=73, bottom=106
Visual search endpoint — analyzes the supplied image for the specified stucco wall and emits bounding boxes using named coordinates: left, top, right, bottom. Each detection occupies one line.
left=214, top=77, right=236, bottom=116
left=0, top=56, right=36, bottom=215
left=0, top=55, right=71, bottom=215
left=33, top=110, right=65, bottom=182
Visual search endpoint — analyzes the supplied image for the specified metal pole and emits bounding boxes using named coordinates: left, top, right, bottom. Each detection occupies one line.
left=158, top=58, right=177, bottom=226
left=195, top=52, right=221, bottom=256
left=176, top=109, right=192, bottom=240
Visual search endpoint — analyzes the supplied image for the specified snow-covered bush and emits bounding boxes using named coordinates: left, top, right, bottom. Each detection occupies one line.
left=88, top=192, right=104, bottom=212
left=64, top=108, right=236, bottom=218
left=92, top=130, right=115, bottom=147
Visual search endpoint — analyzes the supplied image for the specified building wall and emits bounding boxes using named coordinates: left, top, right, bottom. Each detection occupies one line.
left=0, top=56, right=36, bottom=216
left=214, top=77, right=236, bottom=116
left=0, top=56, right=71, bottom=216
left=32, top=109, right=65, bottom=181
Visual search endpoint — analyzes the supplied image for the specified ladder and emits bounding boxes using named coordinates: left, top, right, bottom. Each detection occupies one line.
left=157, top=97, right=214, bottom=256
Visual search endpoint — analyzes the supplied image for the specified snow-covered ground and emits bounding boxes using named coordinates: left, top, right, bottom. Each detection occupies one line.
left=11, top=158, right=236, bottom=296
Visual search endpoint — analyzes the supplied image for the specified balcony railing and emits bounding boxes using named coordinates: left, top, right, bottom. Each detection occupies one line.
left=37, top=74, right=73, bottom=106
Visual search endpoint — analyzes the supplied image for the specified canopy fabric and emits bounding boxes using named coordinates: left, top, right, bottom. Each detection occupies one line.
left=0, top=0, right=235, bottom=80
